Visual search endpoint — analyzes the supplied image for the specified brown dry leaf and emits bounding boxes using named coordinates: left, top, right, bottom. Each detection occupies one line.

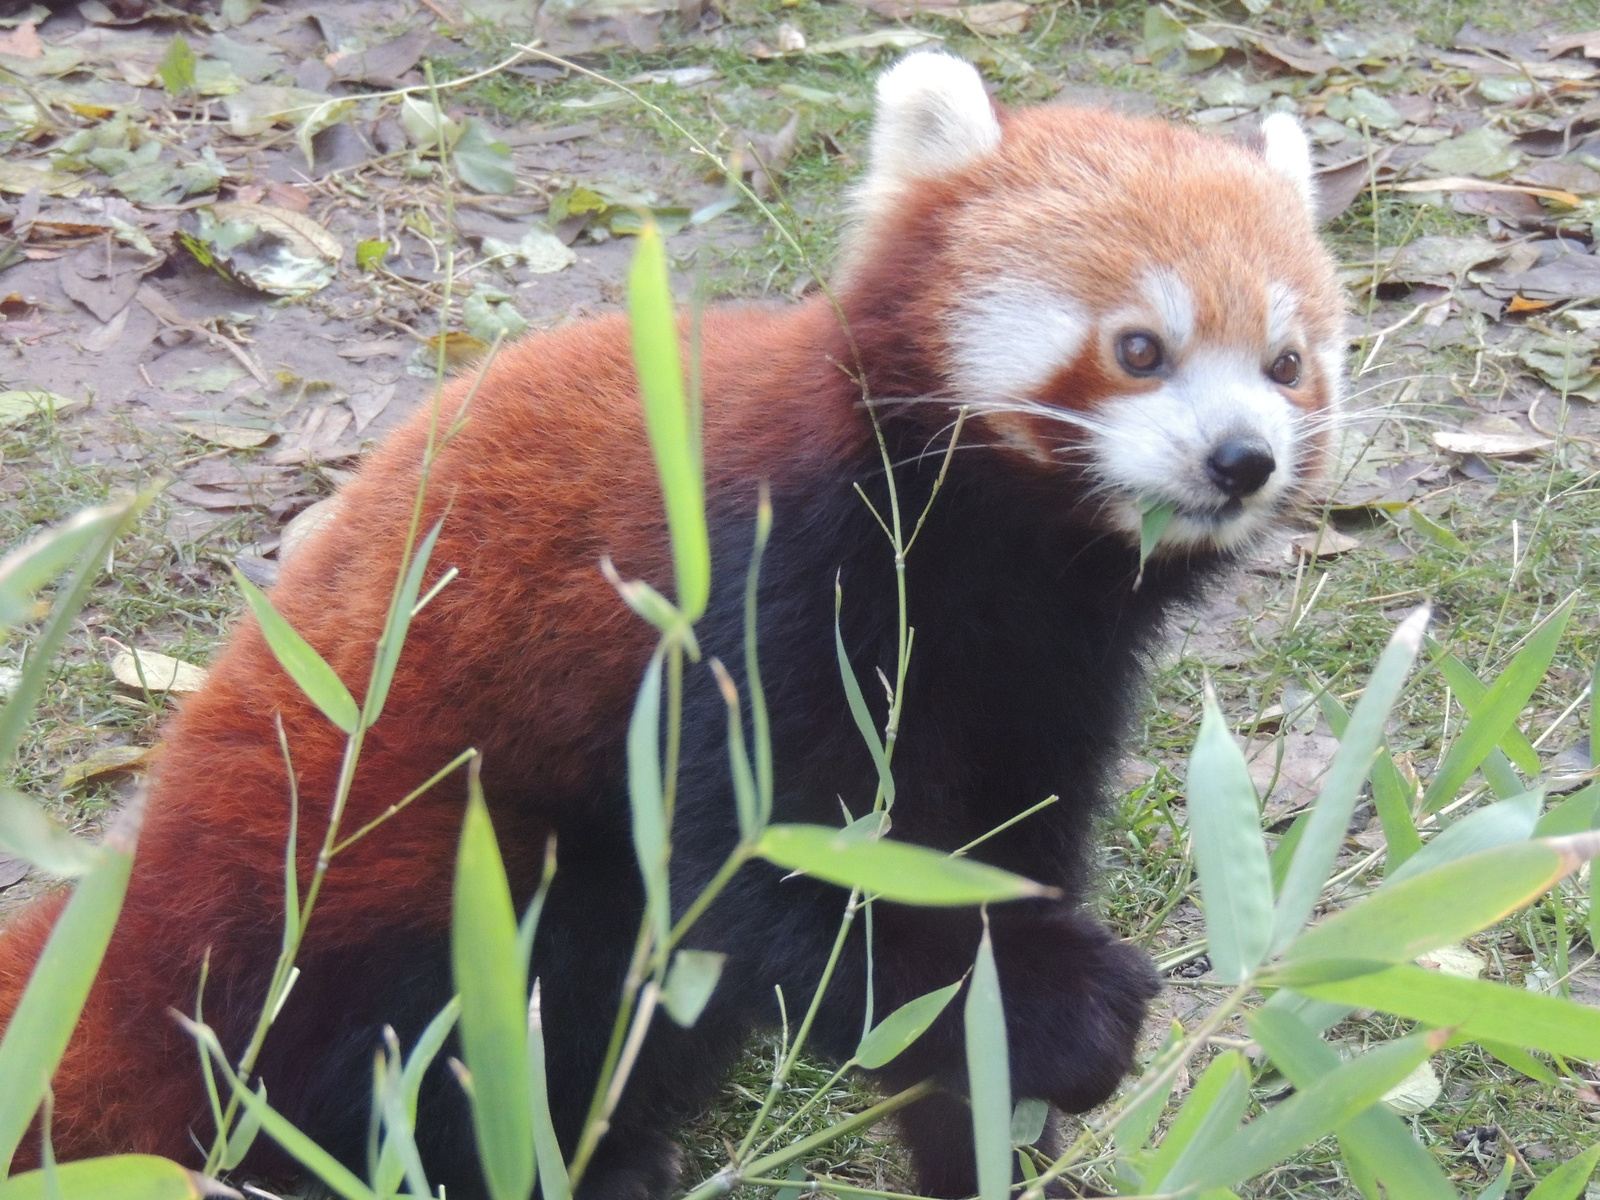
left=58, top=243, right=163, bottom=323
left=1434, top=423, right=1554, bottom=457
left=1508, top=294, right=1555, bottom=313
left=1314, top=152, right=1380, bottom=225
left=962, top=1, right=1029, bottom=35
left=1417, top=943, right=1485, bottom=978
left=1520, top=161, right=1600, bottom=194
left=1290, top=528, right=1361, bottom=559
left=347, top=382, right=397, bottom=433
left=1245, top=731, right=1341, bottom=820
left=59, top=743, right=155, bottom=788
left=327, top=27, right=432, bottom=87
left=338, top=338, right=406, bottom=361
left=1481, top=255, right=1600, bottom=303
left=111, top=649, right=207, bottom=694
left=1252, top=34, right=1342, bottom=74
left=280, top=496, right=343, bottom=561
left=1544, top=29, right=1600, bottom=59
left=267, top=402, right=356, bottom=465
left=172, top=419, right=273, bottom=449
left=0, top=855, right=27, bottom=889
left=1392, top=176, right=1581, bottom=207
left=0, top=20, right=42, bottom=58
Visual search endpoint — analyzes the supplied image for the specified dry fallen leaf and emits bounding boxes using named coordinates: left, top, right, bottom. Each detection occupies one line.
left=59, top=743, right=156, bottom=788
left=280, top=496, right=343, bottom=562
left=1417, top=943, right=1485, bottom=979
left=0, top=20, right=42, bottom=59
left=1433, top=429, right=1554, bottom=457
left=1290, top=528, right=1362, bottom=559
left=1381, top=1060, right=1443, bottom=1116
left=111, top=649, right=208, bottom=694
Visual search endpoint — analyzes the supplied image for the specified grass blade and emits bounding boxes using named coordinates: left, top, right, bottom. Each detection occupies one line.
left=1273, top=607, right=1430, bottom=952
left=753, top=824, right=1052, bottom=905
left=1421, top=597, right=1575, bottom=814
left=453, top=765, right=535, bottom=1200
left=964, top=917, right=1011, bottom=1200
left=233, top=569, right=359, bottom=735
left=528, top=982, right=570, bottom=1200
left=1186, top=686, right=1272, bottom=981
left=628, top=222, right=709, bottom=622
left=0, top=812, right=134, bottom=1172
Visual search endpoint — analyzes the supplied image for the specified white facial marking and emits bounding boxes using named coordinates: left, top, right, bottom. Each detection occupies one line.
left=1266, top=282, right=1298, bottom=350
left=858, top=52, right=1002, bottom=222
left=1260, top=112, right=1316, bottom=219
left=1138, top=270, right=1195, bottom=351
left=1089, top=348, right=1301, bottom=551
left=948, top=288, right=1089, bottom=402
left=1317, top=342, right=1347, bottom=413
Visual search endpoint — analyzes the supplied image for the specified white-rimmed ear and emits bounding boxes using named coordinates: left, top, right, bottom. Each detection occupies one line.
left=858, top=52, right=1001, bottom=219
left=1259, top=112, right=1316, bottom=218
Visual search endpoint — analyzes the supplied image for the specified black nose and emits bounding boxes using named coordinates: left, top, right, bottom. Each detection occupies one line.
left=1206, top=439, right=1276, bottom=498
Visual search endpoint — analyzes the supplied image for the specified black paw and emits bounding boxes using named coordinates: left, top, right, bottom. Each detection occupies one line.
left=574, top=1131, right=684, bottom=1200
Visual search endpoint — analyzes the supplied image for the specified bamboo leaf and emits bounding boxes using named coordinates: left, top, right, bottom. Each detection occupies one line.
left=662, top=949, right=726, bottom=1028
left=709, top=660, right=760, bottom=842
left=233, top=570, right=359, bottom=735
left=1113, top=1020, right=1184, bottom=1163
left=375, top=998, right=460, bottom=1195
left=1273, top=607, right=1430, bottom=951
left=1166, top=1032, right=1440, bottom=1192
left=753, top=824, right=1052, bottom=906
left=745, top=489, right=774, bottom=828
left=363, top=515, right=446, bottom=728
left=528, top=981, right=569, bottom=1200
left=1314, top=685, right=1421, bottom=868
left=1186, top=686, right=1272, bottom=981
left=1432, top=644, right=1541, bottom=775
left=0, top=818, right=133, bottom=1172
left=0, top=502, right=132, bottom=632
left=965, top=920, right=1011, bottom=1200
left=0, top=1154, right=222, bottom=1200
left=834, top=579, right=894, bottom=806
left=1148, top=1051, right=1251, bottom=1189
left=1384, top=793, right=1540, bottom=886
left=1421, top=598, right=1574, bottom=814
left=0, top=789, right=98, bottom=877
left=1527, top=1141, right=1600, bottom=1199
left=1248, top=1007, right=1460, bottom=1200
left=452, top=771, right=535, bottom=1200
left=855, top=980, right=962, bottom=1069
left=1279, top=840, right=1574, bottom=972
left=628, top=648, right=672, bottom=948
left=1287, top=963, right=1600, bottom=1060
left=628, top=223, right=709, bottom=622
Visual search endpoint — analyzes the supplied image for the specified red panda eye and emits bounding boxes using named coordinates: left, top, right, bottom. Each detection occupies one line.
left=1269, top=351, right=1302, bottom=387
left=1116, top=332, right=1164, bottom=376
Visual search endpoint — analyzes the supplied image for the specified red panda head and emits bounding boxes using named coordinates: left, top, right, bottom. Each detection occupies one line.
left=843, top=52, right=1345, bottom=555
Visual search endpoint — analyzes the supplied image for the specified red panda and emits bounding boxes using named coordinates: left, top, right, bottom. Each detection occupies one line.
left=0, top=52, right=1343, bottom=1200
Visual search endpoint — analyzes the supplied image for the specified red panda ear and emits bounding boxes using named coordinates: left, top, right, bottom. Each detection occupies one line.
left=1256, top=112, right=1316, bottom=219
left=857, top=52, right=1001, bottom=220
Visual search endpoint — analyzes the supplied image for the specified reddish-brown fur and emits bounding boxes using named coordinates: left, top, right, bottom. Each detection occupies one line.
left=0, top=88, right=1341, bottom=1193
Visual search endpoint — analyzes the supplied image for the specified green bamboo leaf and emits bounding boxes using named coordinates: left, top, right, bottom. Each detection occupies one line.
left=0, top=789, right=97, bottom=877
left=1147, top=1051, right=1251, bottom=1190
left=363, top=515, right=446, bottom=728
left=528, top=981, right=569, bottom=1200
left=0, top=494, right=151, bottom=766
left=1432, top=644, right=1541, bottom=775
left=0, top=503, right=131, bottom=632
left=1248, top=1007, right=1460, bottom=1200
left=709, top=659, right=760, bottom=842
left=219, top=1080, right=265, bottom=1171
left=1167, top=1032, right=1440, bottom=1192
left=835, top=579, right=894, bottom=806
left=1186, top=687, right=1272, bottom=981
left=1478, top=1158, right=1515, bottom=1200
left=1421, top=598, right=1574, bottom=814
left=628, top=223, right=709, bottom=622
left=1010, top=1098, right=1048, bottom=1147
left=1384, top=793, right=1540, bottom=886
left=1590, top=649, right=1598, bottom=768
left=745, top=488, right=774, bottom=829
left=0, top=1155, right=220, bottom=1200
left=753, top=824, right=1052, bottom=906
left=965, top=921, right=1011, bottom=1200
left=855, top=980, right=962, bottom=1069
left=1288, top=963, right=1600, bottom=1060
left=1313, top=685, right=1421, bottom=868
left=1536, top=784, right=1599, bottom=837
left=1112, top=1020, right=1184, bottom=1164
left=628, top=648, right=671, bottom=947
left=1478, top=1038, right=1558, bottom=1085
left=453, top=772, right=535, bottom=1200
left=1279, top=840, right=1573, bottom=972
left=1137, top=498, right=1176, bottom=576
left=662, top=949, right=726, bottom=1027
left=0, top=817, right=133, bottom=1172
left=1526, top=1141, right=1600, bottom=1199
left=233, top=570, right=359, bottom=735
left=375, top=997, right=460, bottom=1195
left=1273, top=607, right=1430, bottom=951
